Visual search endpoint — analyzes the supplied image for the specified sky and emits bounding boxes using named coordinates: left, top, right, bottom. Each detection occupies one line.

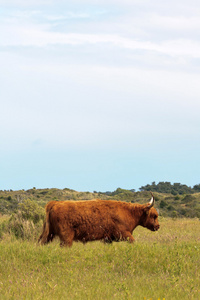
left=1, top=0, right=200, bottom=192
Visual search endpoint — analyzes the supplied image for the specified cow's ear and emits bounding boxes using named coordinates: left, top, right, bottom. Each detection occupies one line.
left=143, top=206, right=151, bottom=214
left=145, top=208, right=150, bottom=214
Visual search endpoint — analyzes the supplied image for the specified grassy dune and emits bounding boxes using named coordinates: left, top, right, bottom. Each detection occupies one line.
left=0, top=218, right=200, bottom=299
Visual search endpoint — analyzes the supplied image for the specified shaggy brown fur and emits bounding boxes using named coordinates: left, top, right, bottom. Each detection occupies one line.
left=38, top=195, right=159, bottom=247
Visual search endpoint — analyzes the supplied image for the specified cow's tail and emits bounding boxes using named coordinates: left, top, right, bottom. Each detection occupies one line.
left=38, top=207, right=51, bottom=245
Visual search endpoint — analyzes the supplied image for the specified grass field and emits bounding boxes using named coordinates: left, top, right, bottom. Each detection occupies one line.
left=0, top=218, right=200, bottom=299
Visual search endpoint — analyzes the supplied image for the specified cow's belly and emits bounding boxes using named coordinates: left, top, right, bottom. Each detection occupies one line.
left=73, top=223, right=121, bottom=242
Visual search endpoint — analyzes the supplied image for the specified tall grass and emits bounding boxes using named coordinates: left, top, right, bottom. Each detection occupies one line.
left=0, top=218, right=199, bottom=299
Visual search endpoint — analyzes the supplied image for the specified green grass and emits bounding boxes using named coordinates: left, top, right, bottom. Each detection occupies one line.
left=0, top=218, right=200, bottom=299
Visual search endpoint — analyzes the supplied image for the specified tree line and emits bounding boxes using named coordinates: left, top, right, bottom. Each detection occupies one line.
left=139, top=182, right=200, bottom=195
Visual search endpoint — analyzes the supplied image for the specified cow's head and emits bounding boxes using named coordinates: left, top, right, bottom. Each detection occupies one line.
left=140, top=193, right=160, bottom=231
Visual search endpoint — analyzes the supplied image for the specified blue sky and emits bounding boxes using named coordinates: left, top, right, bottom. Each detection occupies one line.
left=1, top=0, right=200, bottom=192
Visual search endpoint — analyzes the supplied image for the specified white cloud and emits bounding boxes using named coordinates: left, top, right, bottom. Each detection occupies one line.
left=1, top=1, right=200, bottom=149
left=1, top=20, right=200, bottom=60
left=1, top=4, right=200, bottom=63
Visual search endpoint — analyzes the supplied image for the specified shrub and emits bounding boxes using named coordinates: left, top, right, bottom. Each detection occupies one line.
left=0, top=199, right=45, bottom=241
left=179, top=209, right=187, bottom=216
left=7, top=211, right=43, bottom=240
left=18, top=199, right=45, bottom=224
left=172, top=211, right=178, bottom=218
left=0, top=218, right=8, bottom=239
left=160, top=200, right=167, bottom=208
left=167, top=205, right=175, bottom=211
left=181, top=195, right=194, bottom=203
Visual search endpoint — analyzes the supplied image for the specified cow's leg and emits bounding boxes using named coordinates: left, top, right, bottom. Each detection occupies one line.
left=47, top=233, right=55, bottom=243
left=122, top=231, right=135, bottom=243
left=59, top=228, right=74, bottom=247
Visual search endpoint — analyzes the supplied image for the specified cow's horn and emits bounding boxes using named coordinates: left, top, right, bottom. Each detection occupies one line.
left=147, top=192, right=155, bottom=208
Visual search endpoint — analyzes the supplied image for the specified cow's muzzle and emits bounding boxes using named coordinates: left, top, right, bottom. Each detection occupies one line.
left=153, top=225, right=160, bottom=231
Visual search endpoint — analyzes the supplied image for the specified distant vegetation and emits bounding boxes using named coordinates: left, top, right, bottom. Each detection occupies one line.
left=139, top=181, right=200, bottom=194
left=0, top=182, right=200, bottom=222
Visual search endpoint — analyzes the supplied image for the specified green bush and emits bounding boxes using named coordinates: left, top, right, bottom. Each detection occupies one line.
left=181, top=195, right=194, bottom=203
left=167, top=205, right=175, bottom=211
left=6, top=212, right=43, bottom=240
left=172, top=211, right=178, bottom=218
left=8, top=212, right=34, bottom=239
left=0, top=199, right=45, bottom=241
left=18, top=199, right=45, bottom=223
left=0, top=219, right=8, bottom=239
left=160, top=200, right=167, bottom=208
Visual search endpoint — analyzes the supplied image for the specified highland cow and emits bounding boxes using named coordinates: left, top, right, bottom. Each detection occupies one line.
left=38, top=193, right=159, bottom=247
